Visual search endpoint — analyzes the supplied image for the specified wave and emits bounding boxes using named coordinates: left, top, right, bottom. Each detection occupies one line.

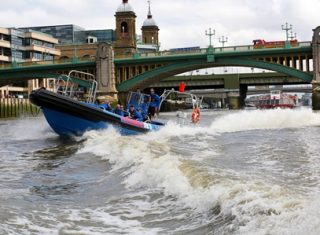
left=2, top=116, right=56, bottom=141
left=210, top=108, right=320, bottom=133
left=75, top=109, right=320, bottom=234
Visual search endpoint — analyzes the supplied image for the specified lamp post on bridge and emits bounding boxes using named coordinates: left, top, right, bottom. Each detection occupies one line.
left=205, top=28, right=215, bottom=48
left=281, top=22, right=293, bottom=48
left=219, top=36, right=228, bottom=47
left=289, top=30, right=297, bottom=40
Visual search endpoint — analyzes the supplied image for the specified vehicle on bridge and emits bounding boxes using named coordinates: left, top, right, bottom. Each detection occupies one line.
left=166, top=46, right=201, bottom=54
left=29, top=71, right=165, bottom=137
left=246, top=90, right=297, bottom=109
left=253, top=39, right=298, bottom=49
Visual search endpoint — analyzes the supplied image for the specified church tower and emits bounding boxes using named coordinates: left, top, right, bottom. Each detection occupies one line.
left=114, top=0, right=137, bottom=55
left=141, top=1, right=159, bottom=46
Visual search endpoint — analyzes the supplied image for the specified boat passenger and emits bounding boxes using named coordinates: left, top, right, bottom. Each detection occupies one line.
left=114, top=104, right=124, bottom=116
left=191, top=104, right=201, bottom=123
left=138, top=107, right=150, bottom=122
left=100, top=100, right=112, bottom=111
left=121, top=105, right=129, bottom=117
left=148, top=88, right=160, bottom=119
left=129, top=105, right=143, bottom=121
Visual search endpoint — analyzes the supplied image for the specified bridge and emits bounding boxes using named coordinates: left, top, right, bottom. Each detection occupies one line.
left=149, top=72, right=311, bottom=90
left=1, top=26, right=320, bottom=109
left=115, top=42, right=312, bottom=92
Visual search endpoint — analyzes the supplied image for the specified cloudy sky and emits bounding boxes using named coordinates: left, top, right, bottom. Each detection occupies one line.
left=1, top=0, right=319, bottom=50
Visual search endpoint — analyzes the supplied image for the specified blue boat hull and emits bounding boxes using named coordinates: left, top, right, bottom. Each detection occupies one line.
left=43, top=107, right=108, bottom=136
left=30, top=88, right=163, bottom=137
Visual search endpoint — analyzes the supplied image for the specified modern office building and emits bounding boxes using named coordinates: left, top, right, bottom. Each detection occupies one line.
left=20, top=25, right=115, bottom=45
left=74, top=29, right=115, bottom=44
left=0, top=27, right=61, bottom=66
left=0, top=27, right=60, bottom=97
left=18, top=1, right=159, bottom=58
left=19, top=25, right=116, bottom=61
left=20, top=24, right=85, bottom=45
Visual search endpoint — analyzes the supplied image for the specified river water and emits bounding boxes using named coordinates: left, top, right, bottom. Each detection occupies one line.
left=1, top=108, right=320, bottom=235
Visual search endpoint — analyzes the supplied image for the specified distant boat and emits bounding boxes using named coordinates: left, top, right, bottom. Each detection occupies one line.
left=299, top=93, right=312, bottom=106
left=246, top=90, right=297, bottom=109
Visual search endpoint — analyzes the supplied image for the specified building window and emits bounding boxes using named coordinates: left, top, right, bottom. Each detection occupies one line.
left=120, top=22, right=128, bottom=37
left=32, top=52, right=43, bottom=60
left=25, top=38, right=31, bottom=46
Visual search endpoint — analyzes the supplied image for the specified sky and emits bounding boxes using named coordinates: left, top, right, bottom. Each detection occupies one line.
left=1, top=0, right=319, bottom=50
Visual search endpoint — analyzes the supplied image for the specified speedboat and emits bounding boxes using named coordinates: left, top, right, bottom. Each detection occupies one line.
left=29, top=71, right=164, bottom=137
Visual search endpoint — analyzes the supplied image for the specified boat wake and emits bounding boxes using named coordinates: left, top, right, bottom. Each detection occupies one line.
left=1, top=116, right=57, bottom=141
left=3, top=109, right=320, bottom=234
left=76, top=108, right=320, bottom=234
left=209, top=108, right=320, bottom=133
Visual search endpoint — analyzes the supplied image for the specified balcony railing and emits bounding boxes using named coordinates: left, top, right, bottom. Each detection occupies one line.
left=0, top=40, right=11, bottom=49
left=24, top=45, right=61, bottom=56
left=0, top=55, right=10, bottom=62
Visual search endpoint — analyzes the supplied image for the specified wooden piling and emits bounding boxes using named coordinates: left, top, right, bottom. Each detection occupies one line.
left=0, top=98, right=41, bottom=118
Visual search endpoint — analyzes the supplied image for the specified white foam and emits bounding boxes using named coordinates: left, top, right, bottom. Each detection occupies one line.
left=4, top=116, right=56, bottom=141
left=234, top=192, right=320, bottom=235
left=77, top=109, right=320, bottom=234
left=209, top=108, right=320, bottom=133
left=63, top=208, right=160, bottom=235
left=79, top=127, right=217, bottom=211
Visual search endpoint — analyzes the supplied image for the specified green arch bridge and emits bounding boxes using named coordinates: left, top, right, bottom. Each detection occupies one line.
left=1, top=39, right=319, bottom=108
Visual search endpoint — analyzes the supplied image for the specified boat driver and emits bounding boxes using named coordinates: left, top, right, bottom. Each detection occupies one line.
left=148, top=88, right=160, bottom=119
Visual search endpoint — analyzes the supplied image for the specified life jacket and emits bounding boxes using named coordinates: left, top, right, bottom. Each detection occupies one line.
left=191, top=108, right=200, bottom=123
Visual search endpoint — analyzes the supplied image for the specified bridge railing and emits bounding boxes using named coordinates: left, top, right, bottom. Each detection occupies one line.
left=214, top=45, right=254, bottom=52
left=298, top=41, right=312, bottom=47
left=130, top=49, right=206, bottom=58
left=1, top=41, right=312, bottom=67
left=0, top=57, right=95, bottom=70
left=117, top=41, right=312, bottom=59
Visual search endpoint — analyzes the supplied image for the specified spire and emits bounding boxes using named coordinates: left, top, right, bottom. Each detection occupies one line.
left=142, top=0, right=158, bottom=27
left=147, top=0, right=152, bottom=19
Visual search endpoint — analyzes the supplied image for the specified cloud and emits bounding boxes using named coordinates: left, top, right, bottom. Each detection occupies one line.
left=0, top=0, right=318, bottom=49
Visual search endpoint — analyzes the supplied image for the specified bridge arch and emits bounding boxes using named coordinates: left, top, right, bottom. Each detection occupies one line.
left=117, top=58, right=313, bottom=91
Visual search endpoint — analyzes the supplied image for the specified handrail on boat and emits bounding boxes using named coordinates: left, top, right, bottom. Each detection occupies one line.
left=159, top=89, right=203, bottom=111
left=54, top=70, right=97, bottom=103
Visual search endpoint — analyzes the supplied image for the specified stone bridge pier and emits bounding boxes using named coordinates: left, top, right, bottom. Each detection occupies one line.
left=224, top=75, right=247, bottom=109
left=227, top=85, right=247, bottom=110
left=95, top=43, right=118, bottom=98
left=312, top=26, right=320, bottom=110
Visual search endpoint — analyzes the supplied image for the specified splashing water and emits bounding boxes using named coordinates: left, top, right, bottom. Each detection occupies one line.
left=76, top=109, right=320, bottom=234
left=1, top=109, right=320, bottom=234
